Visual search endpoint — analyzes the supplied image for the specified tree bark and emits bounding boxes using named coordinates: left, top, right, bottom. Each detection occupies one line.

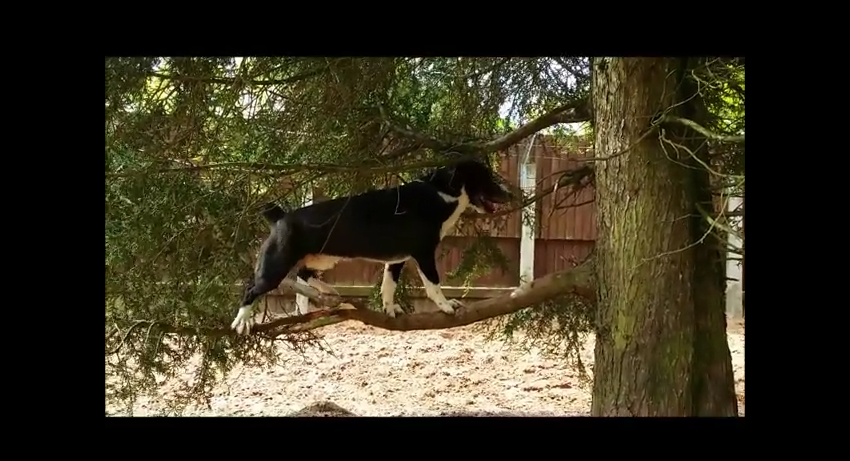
left=590, top=57, right=738, bottom=416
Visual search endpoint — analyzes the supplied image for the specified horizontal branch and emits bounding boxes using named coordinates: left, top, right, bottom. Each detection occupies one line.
left=148, top=65, right=329, bottom=87
left=120, top=260, right=596, bottom=340
left=106, top=158, right=476, bottom=179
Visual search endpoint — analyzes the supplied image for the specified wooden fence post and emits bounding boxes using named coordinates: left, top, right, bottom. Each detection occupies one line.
left=725, top=196, right=744, bottom=319
left=519, top=137, right=538, bottom=285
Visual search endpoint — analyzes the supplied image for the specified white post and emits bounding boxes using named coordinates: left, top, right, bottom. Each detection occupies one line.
left=518, top=138, right=537, bottom=285
left=295, top=187, right=313, bottom=315
left=725, top=196, right=744, bottom=318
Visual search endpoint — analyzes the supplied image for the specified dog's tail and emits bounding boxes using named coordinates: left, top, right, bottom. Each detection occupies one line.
left=260, top=202, right=287, bottom=224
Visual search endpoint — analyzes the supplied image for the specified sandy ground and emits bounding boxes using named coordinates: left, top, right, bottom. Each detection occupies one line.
left=106, top=319, right=744, bottom=416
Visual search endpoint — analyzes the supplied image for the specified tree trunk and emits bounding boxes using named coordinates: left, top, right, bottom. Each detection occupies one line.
left=590, top=57, right=738, bottom=416
left=741, top=213, right=744, bottom=317
left=681, top=60, right=738, bottom=416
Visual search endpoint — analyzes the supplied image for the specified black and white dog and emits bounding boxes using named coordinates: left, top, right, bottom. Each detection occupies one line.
left=231, top=158, right=513, bottom=334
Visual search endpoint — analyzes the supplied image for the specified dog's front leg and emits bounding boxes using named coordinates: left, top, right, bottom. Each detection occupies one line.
left=233, top=271, right=288, bottom=335
left=413, top=255, right=462, bottom=315
left=232, top=246, right=298, bottom=334
left=381, top=263, right=405, bottom=318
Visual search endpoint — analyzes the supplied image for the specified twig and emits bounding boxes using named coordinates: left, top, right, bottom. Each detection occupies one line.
left=460, top=58, right=512, bottom=80
left=108, top=320, right=148, bottom=354
left=576, top=125, right=658, bottom=163
left=661, top=115, right=744, bottom=143
left=467, top=164, right=594, bottom=221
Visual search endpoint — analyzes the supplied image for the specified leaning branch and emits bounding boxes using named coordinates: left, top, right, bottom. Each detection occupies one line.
left=120, top=260, right=596, bottom=340
left=477, top=101, right=592, bottom=154
left=381, top=99, right=592, bottom=157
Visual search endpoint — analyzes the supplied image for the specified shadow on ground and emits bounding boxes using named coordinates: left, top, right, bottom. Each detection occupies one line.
left=288, top=401, right=585, bottom=417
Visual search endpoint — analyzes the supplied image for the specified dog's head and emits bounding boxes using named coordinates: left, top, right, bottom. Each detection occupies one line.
left=427, top=158, right=513, bottom=213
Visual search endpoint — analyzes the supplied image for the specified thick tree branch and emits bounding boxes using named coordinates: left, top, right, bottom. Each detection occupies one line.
left=271, top=259, right=594, bottom=333
left=120, top=260, right=596, bottom=340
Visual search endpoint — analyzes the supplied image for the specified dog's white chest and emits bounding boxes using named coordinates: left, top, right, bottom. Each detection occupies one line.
left=439, top=189, right=470, bottom=239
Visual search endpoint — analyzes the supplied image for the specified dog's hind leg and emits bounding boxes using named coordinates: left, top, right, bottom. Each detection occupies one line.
left=413, top=254, right=462, bottom=315
left=297, top=268, right=339, bottom=296
left=381, top=263, right=406, bottom=318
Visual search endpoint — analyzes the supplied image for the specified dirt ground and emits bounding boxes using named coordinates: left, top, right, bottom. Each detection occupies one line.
left=106, top=319, right=745, bottom=416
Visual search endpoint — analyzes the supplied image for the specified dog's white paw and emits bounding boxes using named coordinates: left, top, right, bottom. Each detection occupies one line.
left=437, top=299, right=462, bottom=315
left=231, top=306, right=255, bottom=335
left=384, top=303, right=404, bottom=318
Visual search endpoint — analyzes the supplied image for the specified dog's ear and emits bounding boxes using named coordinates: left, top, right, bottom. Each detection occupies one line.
left=260, top=202, right=286, bottom=224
